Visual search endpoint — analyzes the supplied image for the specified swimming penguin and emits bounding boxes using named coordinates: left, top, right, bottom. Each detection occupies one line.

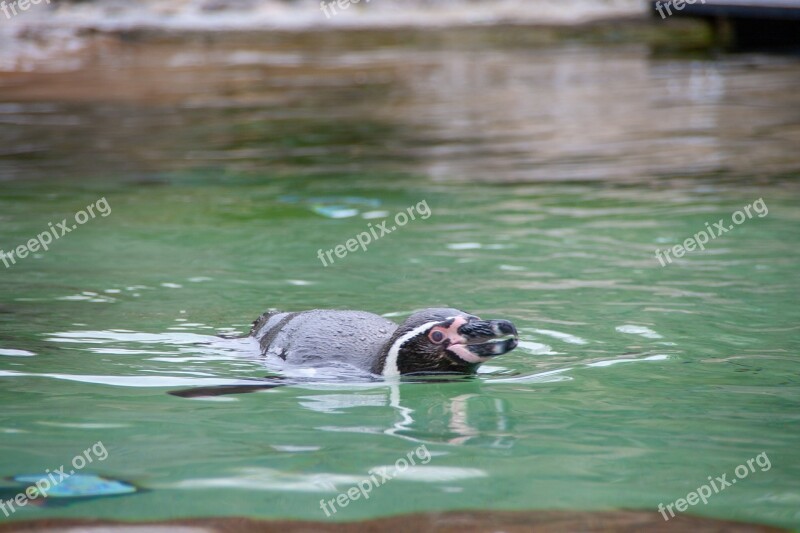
left=249, top=307, right=519, bottom=376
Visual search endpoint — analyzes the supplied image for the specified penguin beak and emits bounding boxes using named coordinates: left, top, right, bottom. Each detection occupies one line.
left=454, top=319, right=518, bottom=358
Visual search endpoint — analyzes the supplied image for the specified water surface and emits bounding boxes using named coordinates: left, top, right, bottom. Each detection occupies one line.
left=0, top=28, right=799, bottom=529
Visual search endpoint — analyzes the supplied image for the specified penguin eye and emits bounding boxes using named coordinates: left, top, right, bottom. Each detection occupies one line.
left=429, top=330, right=446, bottom=344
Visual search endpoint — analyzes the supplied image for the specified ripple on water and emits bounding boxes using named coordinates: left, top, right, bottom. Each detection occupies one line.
left=615, top=325, right=663, bottom=339
left=164, top=468, right=365, bottom=492
left=0, top=328, right=265, bottom=390
left=531, top=329, right=589, bottom=345
left=0, top=348, right=35, bottom=357
left=0, top=370, right=263, bottom=389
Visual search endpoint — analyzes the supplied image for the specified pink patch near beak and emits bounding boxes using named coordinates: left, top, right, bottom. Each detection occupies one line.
left=442, top=316, right=469, bottom=345
left=441, top=316, right=496, bottom=364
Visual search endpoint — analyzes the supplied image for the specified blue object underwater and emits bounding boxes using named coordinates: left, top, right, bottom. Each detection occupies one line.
left=10, top=474, right=137, bottom=499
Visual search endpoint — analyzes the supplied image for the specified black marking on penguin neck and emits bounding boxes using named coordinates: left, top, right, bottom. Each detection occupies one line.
left=374, top=323, right=423, bottom=376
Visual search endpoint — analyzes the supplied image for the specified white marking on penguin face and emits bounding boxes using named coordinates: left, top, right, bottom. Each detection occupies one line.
left=382, top=320, right=441, bottom=378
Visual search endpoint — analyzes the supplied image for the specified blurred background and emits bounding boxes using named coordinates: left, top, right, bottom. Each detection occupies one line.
left=0, top=0, right=799, bottom=531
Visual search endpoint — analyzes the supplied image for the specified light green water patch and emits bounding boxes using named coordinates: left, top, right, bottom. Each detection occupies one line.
left=1, top=172, right=798, bottom=527
left=0, top=33, right=799, bottom=529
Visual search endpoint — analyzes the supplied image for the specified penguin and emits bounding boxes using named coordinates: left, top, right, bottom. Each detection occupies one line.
left=249, top=307, right=519, bottom=376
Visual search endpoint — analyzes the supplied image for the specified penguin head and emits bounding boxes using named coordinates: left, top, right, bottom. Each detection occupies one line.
left=380, top=308, right=518, bottom=376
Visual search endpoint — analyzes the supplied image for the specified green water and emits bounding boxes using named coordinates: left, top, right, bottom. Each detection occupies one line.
left=0, top=29, right=799, bottom=529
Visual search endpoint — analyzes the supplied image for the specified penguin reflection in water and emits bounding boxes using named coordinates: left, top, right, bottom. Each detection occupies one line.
left=170, top=307, right=518, bottom=397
